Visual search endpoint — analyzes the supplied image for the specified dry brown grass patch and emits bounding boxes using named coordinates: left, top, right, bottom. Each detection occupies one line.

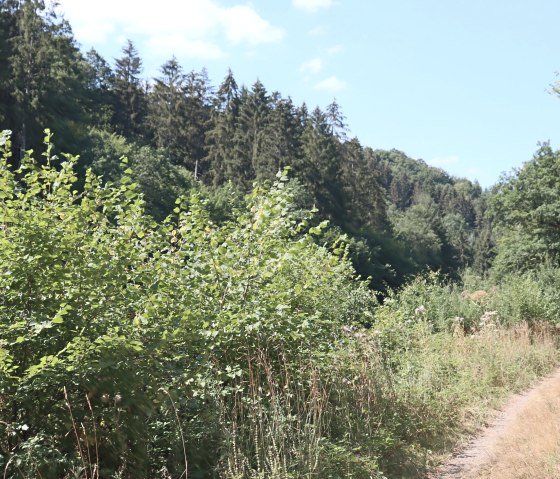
left=472, top=369, right=560, bottom=478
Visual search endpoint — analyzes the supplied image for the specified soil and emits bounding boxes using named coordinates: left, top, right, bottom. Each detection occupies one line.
left=427, top=368, right=560, bottom=479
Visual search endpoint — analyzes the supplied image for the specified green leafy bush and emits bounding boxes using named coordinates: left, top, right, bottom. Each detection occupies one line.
left=0, top=130, right=375, bottom=478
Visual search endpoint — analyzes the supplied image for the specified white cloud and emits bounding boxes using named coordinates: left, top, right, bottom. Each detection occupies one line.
left=293, top=0, right=335, bottom=13
left=428, top=155, right=460, bottom=168
left=314, top=75, right=346, bottom=92
left=221, top=6, right=284, bottom=45
left=300, top=58, right=323, bottom=75
left=57, top=0, right=284, bottom=58
left=327, top=44, right=343, bottom=55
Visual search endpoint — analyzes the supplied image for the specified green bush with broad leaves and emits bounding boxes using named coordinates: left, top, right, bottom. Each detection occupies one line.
left=0, top=130, right=376, bottom=478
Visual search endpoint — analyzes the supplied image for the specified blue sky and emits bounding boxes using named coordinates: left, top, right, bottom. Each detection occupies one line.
left=57, top=0, right=560, bottom=187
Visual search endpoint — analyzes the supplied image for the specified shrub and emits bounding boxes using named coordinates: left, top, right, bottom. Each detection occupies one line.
left=0, top=130, right=375, bottom=478
left=0, top=130, right=557, bottom=479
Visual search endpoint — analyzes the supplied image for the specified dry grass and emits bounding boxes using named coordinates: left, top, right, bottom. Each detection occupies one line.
left=428, top=322, right=559, bottom=479
left=433, top=362, right=560, bottom=478
left=471, top=369, right=560, bottom=479
left=211, top=319, right=559, bottom=478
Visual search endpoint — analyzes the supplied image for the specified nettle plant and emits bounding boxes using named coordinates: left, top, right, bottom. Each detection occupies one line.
left=0, top=130, right=373, bottom=478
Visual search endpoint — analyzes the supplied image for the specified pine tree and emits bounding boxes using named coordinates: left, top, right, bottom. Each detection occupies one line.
left=228, top=80, right=271, bottom=186
left=112, top=40, right=147, bottom=139
left=8, top=0, right=89, bottom=156
left=147, top=57, right=189, bottom=164
left=83, top=48, right=114, bottom=128
left=262, top=94, right=303, bottom=178
left=182, top=68, right=213, bottom=176
left=325, top=99, right=348, bottom=141
left=0, top=0, right=18, bottom=129
left=205, top=69, right=240, bottom=185
left=340, top=139, right=388, bottom=229
left=299, top=106, right=343, bottom=219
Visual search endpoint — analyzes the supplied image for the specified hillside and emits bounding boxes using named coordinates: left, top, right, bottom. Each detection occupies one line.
left=0, top=1, right=492, bottom=291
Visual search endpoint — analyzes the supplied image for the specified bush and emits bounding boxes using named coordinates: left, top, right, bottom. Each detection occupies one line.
left=0, top=130, right=375, bottom=478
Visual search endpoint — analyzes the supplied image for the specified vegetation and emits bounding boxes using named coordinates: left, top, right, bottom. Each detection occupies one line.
left=0, top=132, right=558, bottom=478
left=0, top=1, right=491, bottom=291
left=469, top=371, right=560, bottom=479
left=490, top=143, right=560, bottom=278
left=1, top=2, right=560, bottom=478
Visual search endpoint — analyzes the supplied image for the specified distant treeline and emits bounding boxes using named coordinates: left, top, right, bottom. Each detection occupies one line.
left=3, top=0, right=558, bottom=288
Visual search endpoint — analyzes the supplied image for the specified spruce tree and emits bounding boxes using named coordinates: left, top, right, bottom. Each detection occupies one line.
left=0, top=0, right=18, bottom=129
left=262, top=94, right=303, bottom=179
left=325, top=99, right=348, bottom=141
left=299, top=106, right=343, bottom=219
left=206, top=69, right=240, bottom=185
left=228, top=80, right=272, bottom=186
left=182, top=68, right=213, bottom=176
left=84, top=48, right=114, bottom=129
left=8, top=0, right=89, bottom=156
left=340, top=139, right=388, bottom=229
left=112, top=39, right=147, bottom=140
left=147, top=57, right=189, bottom=164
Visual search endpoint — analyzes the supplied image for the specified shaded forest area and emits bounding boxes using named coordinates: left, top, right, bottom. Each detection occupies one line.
left=0, top=0, right=497, bottom=291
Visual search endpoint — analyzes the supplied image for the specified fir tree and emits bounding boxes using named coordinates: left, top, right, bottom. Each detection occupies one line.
left=111, top=39, right=147, bottom=139
left=206, top=69, right=240, bottom=185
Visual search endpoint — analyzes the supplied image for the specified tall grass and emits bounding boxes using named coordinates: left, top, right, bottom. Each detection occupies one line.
left=11, top=270, right=557, bottom=479
left=205, top=277, right=559, bottom=478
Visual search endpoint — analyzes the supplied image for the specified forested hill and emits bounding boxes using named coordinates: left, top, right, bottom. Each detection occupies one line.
left=0, top=1, right=491, bottom=289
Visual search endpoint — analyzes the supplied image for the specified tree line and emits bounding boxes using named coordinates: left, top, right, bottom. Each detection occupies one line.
left=5, top=0, right=557, bottom=288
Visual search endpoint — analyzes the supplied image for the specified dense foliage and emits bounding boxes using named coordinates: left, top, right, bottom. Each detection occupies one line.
left=2, top=2, right=560, bottom=478
left=0, top=132, right=558, bottom=479
left=490, top=143, right=560, bottom=277
left=0, top=131, right=376, bottom=477
left=4, top=1, right=560, bottom=284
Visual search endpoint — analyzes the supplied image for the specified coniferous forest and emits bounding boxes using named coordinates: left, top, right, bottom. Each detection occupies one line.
left=1, top=2, right=560, bottom=478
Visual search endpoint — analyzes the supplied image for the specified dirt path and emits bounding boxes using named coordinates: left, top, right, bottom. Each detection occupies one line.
left=428, top=368, right=560, bottom=479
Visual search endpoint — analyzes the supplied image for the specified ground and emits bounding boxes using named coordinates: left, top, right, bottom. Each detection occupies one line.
left=429, top=368, right=560, bottom=478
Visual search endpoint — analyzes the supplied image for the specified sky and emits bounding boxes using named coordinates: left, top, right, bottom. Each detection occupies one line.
left=55, top=0, right=560, bottom=188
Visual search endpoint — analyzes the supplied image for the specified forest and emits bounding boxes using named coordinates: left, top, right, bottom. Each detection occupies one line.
left=1, top=1, right=560, bottom=478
